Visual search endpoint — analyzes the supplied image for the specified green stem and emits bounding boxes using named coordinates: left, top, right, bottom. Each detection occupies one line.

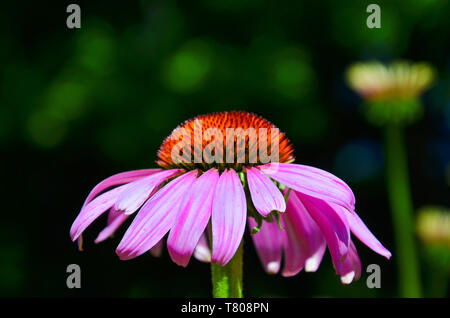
left=384, top=124, right=422, bottom=297
left=211, top=241, right=244, bottom=298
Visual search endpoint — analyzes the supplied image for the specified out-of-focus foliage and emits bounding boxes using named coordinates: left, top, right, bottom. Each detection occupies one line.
left=0, top=0, right=448, bottom=297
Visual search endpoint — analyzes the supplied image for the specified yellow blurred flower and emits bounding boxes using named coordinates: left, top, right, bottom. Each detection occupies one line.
left=347, top=61, right=435, bottom=102
left=346, top=61, right=436, bottom=125
left=416, top=206, right=450, bottom=247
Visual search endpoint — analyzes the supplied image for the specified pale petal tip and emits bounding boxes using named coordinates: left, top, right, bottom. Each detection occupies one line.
left=94, top=233, right=109, bottom=244
left=70, top=228, right=80, bottom=243
left=266, top=261, right=280, bottom=274
left=123, top=209, right=135, bottom=215
left=340, top=271, right=355, bottom=284
left=304, top=257, right=320, bottom=272
left=383, top=250, right=392, bottom=260
left=194, top=246, right=211, bottom=263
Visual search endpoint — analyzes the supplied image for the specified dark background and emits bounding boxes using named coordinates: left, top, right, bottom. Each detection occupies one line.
left=0, top=0, right=448, bottom=297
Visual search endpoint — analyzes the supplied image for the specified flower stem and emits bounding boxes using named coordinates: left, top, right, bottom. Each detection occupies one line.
left=384, top=124, right=422, bottom=297
left=211, top=240, right=244, bottom=298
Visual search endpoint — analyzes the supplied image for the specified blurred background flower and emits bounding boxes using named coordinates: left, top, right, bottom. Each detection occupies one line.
left=346, top=59, right=437, bottom=297
left=416, top=206, right=450, bottom=297
left=417, top=206, right=450, bottom=248
left=346, top=60, right=435, bottom=125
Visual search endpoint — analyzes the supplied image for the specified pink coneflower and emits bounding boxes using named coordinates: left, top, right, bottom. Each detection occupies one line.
left=70, top=111, right=390, bottom=286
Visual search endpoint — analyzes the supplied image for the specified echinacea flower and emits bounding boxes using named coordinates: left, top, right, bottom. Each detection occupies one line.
left=70, top=111, right=391, bottom=285
left=346, top=61, right=435, bottom=125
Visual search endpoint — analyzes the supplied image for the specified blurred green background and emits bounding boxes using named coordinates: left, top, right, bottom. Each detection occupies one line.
left=0, top=0, right=448, bottom=297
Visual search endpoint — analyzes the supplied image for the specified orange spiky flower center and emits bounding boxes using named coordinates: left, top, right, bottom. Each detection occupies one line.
left=156, top=111, right=295, bottom=171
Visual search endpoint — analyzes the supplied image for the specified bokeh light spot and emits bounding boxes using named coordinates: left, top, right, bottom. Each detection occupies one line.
left=272, top=49, right=315, bottom=100
left=163, top=40, right=212, bottom=93
left=27, top=111, right=67, bottom=148
left=334, top=140, right=383, bottom=183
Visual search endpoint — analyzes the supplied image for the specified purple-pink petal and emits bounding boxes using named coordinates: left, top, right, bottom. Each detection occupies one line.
left=246, top=167, right=286, bottom=217
left=167, top=169, right=219, bottom=267
left=114, top=169, right=182, bottom=214
left=346, top=211, right=392, bottom=259
left=211, top=169, right=247, bottom=266
left=282, top=214, right=306, bottom=277
left=116, top=170, right=198, bottom=260
left=338, top=241, right=362, bottom=284
left=248, top=218, right=283, bottom=274
left=284, top=191, right=326, bottom=273
left=259, top=163, right=355, bottom=211
left=94, top=209, right=129, bottom=243
left=70, top=184, right=128, bottom=241
left=297, top=192, right=350, bottom=270
left=83, top=169, right=161, bottom=207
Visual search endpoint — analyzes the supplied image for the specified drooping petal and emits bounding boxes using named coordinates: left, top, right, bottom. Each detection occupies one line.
left=282, top=214, right=306, bottom=277
left=259, top=163, right=355, bottom=211
left=147, top=233, right=212, bottom=261
left=246, top=167, right=286, bottom=217
left=297, top=192, right=350, bottom=272
left=211, top=169, right=247, bottom=266
left=193, top=233, right=211, bottom=263
left=284, top=191, right=326, bottom=273
left=116, top=170, right=198, bottom=260
left=114, top=169, right=182, bottom=214
left=149, top=239, right=163, bottom=257
left=248, top=218, right=283, bottom=274
left=338, top=241, right=362, bottom=284
left=70, top=184, right=128, bottom=241
left=94, top=209, right=129, bottom=243
left=83, top=169, right=162, bottom=207
left=167, top=169, right=219, bottom=267
left=346, top=211, right=392, bottom=259
left=304, top=241, right=327, bottom=273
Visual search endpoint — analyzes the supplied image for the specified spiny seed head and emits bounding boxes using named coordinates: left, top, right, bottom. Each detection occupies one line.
left=156, top=111, right=294, bottom=171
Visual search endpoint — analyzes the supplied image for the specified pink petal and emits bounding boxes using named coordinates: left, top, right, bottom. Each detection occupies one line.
left=146, top=234, right=212, bottom=261
left=70, top=184, right=128, bottom=241
left=211, top=169, right=247, bottom=266
left=259, top=163, right=355, bottom=211
left=114, top=169, right=182, bottom=214
left=82, top=169, right=162, bottom=207
left=297, top=192, right=350, bottom=271
left=149, top=239, right=163, bottom=257
left=284, top=191, right=326, bottom=273
left=167, top=169, right=219, bottom=267
left=304, top=242, right=327, bottom=273
left=94, top=209, right=129, bottom=243
left=338, top=241, right=362, bottom=284
left=246, top=167, right=286, bottom=217
left=346, top=211, right=392, bottom=259
left=193, top=233, right=211, bottom=263
left=248, top=218, right=283, bottom=274
left=116, top=170, right=198, bottom=260
left=282, top=214, right=306, bottom=277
